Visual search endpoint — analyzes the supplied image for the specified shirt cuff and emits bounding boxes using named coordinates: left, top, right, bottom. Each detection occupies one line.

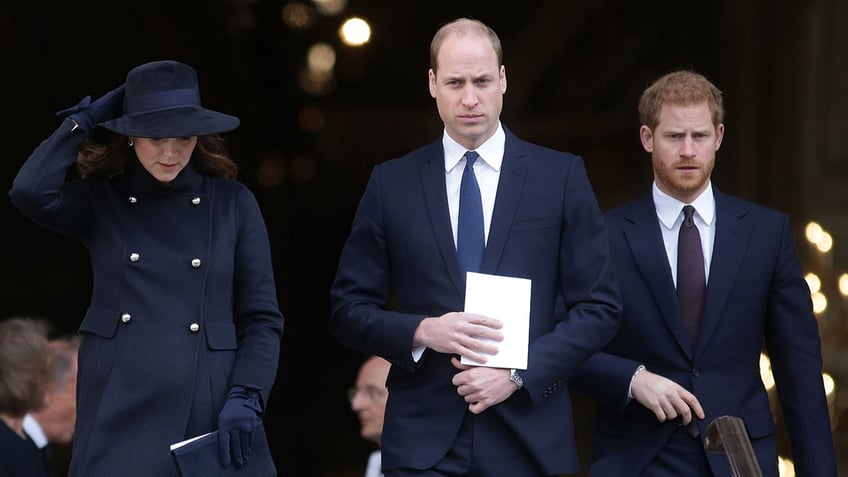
left=627, top=365, right=646, bottom=400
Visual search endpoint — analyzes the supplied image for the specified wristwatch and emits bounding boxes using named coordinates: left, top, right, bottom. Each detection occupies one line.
left=509, top=368, right=524, bottom=389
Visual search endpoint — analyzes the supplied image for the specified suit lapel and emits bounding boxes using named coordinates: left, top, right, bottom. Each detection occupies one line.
left=419, top=142, right=467, bottom=296
left=481, top=134, right=526, bottom=273
left=623, top=193, right=692, bottom=356
left=695, top=191, right=751, bottom=357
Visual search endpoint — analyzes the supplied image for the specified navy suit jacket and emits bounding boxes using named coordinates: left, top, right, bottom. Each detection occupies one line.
left=330, top=128, right=621, bottom=475
left=570, top=188, right=836, bottom=477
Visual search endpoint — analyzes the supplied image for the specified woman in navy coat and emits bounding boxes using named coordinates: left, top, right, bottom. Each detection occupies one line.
left=9, top=60, right=283, bottom=476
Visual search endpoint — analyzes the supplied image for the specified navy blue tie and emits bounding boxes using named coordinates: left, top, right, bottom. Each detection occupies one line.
left=678, top=205, right=705, bottom=350
left=457, top=151, right=484, bottom=273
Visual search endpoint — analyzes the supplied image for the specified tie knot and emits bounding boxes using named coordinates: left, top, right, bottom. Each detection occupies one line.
left=465, top=151, right=479, bottom=167
left=682, top=205, right=696, bottom=225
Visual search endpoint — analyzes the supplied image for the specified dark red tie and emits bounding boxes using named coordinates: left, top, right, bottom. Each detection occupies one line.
left=678, top=205, right=705, bottom=438
left=678, top=205, right=705, bottom=350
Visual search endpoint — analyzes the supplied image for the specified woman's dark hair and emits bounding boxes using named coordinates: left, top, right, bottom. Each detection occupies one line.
left=77, top=133, right=238, bottom=179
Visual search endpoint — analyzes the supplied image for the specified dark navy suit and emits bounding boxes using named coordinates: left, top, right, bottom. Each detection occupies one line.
left=330, top=127, right=621, bottom=475
left=570, top=188, right=836, bottom=477
left=10, top=118, right=283, bottom=476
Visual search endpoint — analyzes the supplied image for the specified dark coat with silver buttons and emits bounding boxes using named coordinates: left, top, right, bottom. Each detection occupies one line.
left=10, top=118, right=284, bottom=477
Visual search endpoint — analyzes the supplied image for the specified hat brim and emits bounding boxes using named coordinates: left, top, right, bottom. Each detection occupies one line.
left=97, top=107, right=240, bottom=138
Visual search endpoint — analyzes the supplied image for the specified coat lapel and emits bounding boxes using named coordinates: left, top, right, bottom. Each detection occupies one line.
left=623, top=193, right=692, bottom=356
left=481, top=133, right=526, bottom=273
left=419, top=142, right=467, bottom=297
left=695, top=190, right=751, bottom=357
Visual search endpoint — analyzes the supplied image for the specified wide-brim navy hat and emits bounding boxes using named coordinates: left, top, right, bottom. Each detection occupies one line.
left=98, top=60, right=240, bottom=138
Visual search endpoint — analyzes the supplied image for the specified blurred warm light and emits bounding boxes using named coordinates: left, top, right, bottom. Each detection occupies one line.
left=811, top=292, right=828, bottom=314
left=823, top=372, right=835, bottom=396
left=298, top=68, right=336, bottom=95
left=282, top=2, right=316, bottom=30
left=838, top=273, right=848, bottom=296
left=778, top=455, right=795, bottom=477
left=255, top=156, right=286, bottom=189
left=289, top=154, right=319, bottom=182
left=816, top=231, right=833, bottom=253
left=339, top=17, right=371, bottom=46
left=299, top=42, right=337, bottom=95
left=312, top=0, right=346, bottom=15
left=805, top=273, right=821, bottom=294
left=760, top=353, right=775, bottom=390
left=805, top=222, right=823, bottom=245
left=307, top=42, right=336, bottom=74
left=298, top=104, right=326, bottom=133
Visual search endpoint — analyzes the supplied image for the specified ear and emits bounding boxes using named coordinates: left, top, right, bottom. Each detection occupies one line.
left=428, top=69, right=437, bottom=99
left=500, top=65, right=507, bottom=94
left=639, top=125, right=654, bottom=152
left=714, top=123, right=725, bottom=151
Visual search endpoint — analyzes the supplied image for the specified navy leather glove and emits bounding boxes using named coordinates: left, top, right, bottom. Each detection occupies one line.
left=56, top=84, right=125, bottom=131
left=217, top=385, right=263, bottom=468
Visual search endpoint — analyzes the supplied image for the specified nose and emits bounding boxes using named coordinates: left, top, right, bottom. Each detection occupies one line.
left=461, top=84, right=478, bottom=107
left=162, top=139, right=181, bottom=157
left=681, top=135, right=696, bottom=157
left=350, top=394, right=365, bottom=411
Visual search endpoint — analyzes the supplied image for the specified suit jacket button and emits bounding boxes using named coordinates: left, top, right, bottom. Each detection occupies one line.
left=189, top=323, right=200, bottom=332
left=128, top=196, right=138, bottom=204
left=191, top=196, right=201, bottom=205
left=129, top=253, right=140, bottom=262
left=121, top=313, right=132, bottom=323
left=191, top=258, right=202, bottom=268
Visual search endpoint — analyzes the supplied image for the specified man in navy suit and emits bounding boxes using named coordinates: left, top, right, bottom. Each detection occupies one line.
left=570, top=70, right=837, bottom=476
left=330, top=17, right=622, bottom=477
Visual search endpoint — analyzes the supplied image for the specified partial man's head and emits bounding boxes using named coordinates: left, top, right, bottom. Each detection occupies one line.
left=638, top=70, right=725, bottom=203
left=428, top=18, right=506, bottom=151
left=32, top=335, right=81, bottom=444
left=349, top=356, right=391, bottom=446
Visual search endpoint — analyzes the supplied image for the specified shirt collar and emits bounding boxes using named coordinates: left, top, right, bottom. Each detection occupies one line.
left=22, top=414, right=48, bottom=449
left=443, top=123, right=505, bottom=173
left=653, top=181, right=715, bottom=230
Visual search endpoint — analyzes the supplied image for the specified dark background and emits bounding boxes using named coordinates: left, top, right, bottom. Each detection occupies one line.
left=3, top=0, right=847, bottom=475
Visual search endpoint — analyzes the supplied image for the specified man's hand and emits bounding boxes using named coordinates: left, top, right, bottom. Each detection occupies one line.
left=631, top=369, right=705, bottom=425
left=413, top=312, right=503, bottom=364
left=450, top=356, right=516, bottom=414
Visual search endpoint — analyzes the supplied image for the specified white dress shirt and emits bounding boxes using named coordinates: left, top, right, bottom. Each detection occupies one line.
left=364, top=449, right=383, bottom=477
left=652, top=182, right=716, bottom=285
left=22, top=414, right=48, bottom=449
left=443, top=124, right=505, bottom=247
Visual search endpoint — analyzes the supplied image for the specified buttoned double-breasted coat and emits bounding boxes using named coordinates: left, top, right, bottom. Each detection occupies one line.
left=10, top=118, right=284, bottom=476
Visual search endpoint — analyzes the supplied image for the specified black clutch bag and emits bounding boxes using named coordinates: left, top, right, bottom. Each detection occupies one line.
left=170, top=423, right=276, bottom=477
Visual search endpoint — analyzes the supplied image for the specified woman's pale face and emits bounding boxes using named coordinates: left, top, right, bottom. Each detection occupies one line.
left=131, top=137, right=198, bottom=184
